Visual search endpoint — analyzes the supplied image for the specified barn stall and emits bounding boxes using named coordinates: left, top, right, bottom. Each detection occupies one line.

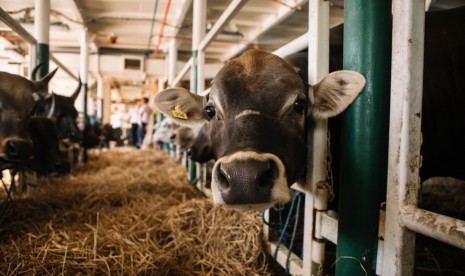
left=0, top=0, right=465, bottom=275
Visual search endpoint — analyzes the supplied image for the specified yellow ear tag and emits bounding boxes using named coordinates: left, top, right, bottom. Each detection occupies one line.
left=172, top=104, right=188, bottom=120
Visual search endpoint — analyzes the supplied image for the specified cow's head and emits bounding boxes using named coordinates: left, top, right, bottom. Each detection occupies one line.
left=189, top=123, right=215, bottom=163
left=152, top=117, right=180, bottom=144
left=155, top=50, right=365, bottom=211
left=31, top=63, right=82, bottom=143
left=0, top=70, right=57, bottom=163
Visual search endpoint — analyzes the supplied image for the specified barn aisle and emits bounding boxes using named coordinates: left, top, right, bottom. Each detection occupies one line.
left=0, top=148, right=270, bottom=275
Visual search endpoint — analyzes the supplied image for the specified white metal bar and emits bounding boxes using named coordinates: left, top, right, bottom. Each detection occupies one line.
left=171, top=57, right=192, bottom=87
left=168, top=39, right=179, bottom=85
left=0, top=8, right=36, bottom=44
left=34, top=0, right=50, bottom=44
left=221, top=0, right=308, bottom=61
left=273, top=32, right=309, bottom=58
left=301, top=1, right=330, bottom=275
left=318, top=212, right=338, bottom=244
left=199, top=0, right=248, bottom=51
left=269, top=242, right=304, bottom=275
left=383, top=0, right=425, bottom=275
left=401, top=205, right=465, bottom=250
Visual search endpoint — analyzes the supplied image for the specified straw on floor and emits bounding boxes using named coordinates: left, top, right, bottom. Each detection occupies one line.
left=0, top=148, right=270, bottom=275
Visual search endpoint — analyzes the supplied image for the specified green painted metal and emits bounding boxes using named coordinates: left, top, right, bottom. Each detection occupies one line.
left=37, top=43, right=49, bottom=78
left=335, top=0, right=391, bottom=275
left=189, top=50, right=198, bottom=183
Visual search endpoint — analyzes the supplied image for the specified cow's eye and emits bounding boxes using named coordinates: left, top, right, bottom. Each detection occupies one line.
left=205, top=106, right=216, bottom=119
left=293, top=100, right=306, bottom=113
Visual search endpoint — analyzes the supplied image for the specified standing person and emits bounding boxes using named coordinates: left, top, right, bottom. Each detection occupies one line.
left=137, top=97, right=152, bottom=149
left=128, top=100, right=141, bottom=147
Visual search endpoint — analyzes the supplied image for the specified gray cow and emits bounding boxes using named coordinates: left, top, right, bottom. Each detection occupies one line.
left=155, top=49, right=365, bottom=211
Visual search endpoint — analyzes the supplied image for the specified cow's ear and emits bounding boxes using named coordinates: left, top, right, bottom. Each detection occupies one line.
left=309, top=70, right=365, bottom=119
left=154, top=88, right=206, bottom=125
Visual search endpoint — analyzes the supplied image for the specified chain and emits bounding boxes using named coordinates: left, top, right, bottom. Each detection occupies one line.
left=325, top=129, right=335, bottom=201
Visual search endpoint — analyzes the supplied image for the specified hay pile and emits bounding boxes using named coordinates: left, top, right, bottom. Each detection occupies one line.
left=0, top=149, right=269, bottom=275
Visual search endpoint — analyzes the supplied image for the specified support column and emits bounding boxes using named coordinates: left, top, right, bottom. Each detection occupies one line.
left=383, top=0, right=425, bottom=275
left=34, top=0, right=50, bottom=78
left=189, top=0, right=206, bottom=182
left=97, top=74, right=104, bottom=123
left=168, top=39, right=178, bottom=86
left=102, top=79, right=111, bottom=125
left=303, top=0, right=330, bottom=274
left=335, top=0, right=392, bottom=275
left=80, top=30, right=89, bottom=162
left=28, top=44, right=37, bottom=78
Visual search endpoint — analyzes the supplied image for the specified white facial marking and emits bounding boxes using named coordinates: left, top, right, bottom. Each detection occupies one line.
left=234, top=109, right=261, bottom=121
left=211, top=151, right=291, bottom=212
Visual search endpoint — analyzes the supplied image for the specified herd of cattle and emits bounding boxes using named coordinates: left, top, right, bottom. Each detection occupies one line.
left=0, top=63, right=124, bottom=195
left=153, top=6, right=465, bottom=211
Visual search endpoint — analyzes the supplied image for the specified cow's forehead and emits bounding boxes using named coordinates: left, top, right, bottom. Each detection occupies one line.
left=0, top=73, right=35, bottom=113
left=210, top=50, right=306, bottom=114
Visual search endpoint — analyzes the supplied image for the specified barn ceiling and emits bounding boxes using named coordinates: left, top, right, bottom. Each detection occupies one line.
left=0, top=0, right=463, bottom=100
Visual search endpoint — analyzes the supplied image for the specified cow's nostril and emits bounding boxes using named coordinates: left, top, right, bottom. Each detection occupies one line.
left=6, top=141, right=18, bottom=155
left=258, top=161, right=277, bottom=188
left=5, top=139, right=32, bottom=160
left=217, top=164, right=230, bottom=190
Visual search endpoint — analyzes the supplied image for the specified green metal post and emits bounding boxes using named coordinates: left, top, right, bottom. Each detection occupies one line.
left=37, top=43, right=49, bottom=78
left=189, top=50, right=198, bottom=183
left=335, top=0, right=391, bottom=275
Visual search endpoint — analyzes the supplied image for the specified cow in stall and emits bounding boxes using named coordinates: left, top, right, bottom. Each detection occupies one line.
left=151, top=117, right=180, bottom=145
left=156, top=6, right=465, bottom=212
left=0, top=70, right=59, bottom=197
left=31, top=63, right=83, bottom=145
left=0, top=70, right=57, bottom=170
left=155, top=49, right=365, bottom=211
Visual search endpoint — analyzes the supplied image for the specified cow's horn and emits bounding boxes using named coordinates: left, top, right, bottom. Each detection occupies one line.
left=32, top=67, right=59, bottom=92
left=71, top=76, right=82, bottom=101
left=30, top=62, right=45, bottom=81
left=47, top=93, right=56, bottom=119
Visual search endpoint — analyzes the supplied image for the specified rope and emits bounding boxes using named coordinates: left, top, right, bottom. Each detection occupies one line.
left=273, top=191, right=302, bottom=260
left=286, top=192, right=303, bottom=273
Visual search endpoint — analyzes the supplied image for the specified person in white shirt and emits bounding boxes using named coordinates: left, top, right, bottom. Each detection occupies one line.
left=128, top=100, right=141, bottom=147
left=136, top=97, right=152, bottom=148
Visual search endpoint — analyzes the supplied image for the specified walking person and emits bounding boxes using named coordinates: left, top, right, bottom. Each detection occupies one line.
left=128, top=100, right=141, bottom=147
left=136, top=97, right=152, bottom=149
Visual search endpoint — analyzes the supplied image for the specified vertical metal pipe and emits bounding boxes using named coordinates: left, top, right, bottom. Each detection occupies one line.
left=335, top=0, right=391, bottom=275
left=190, top=0, right=206, bottom=182
left=383, top=0, right=425, bottom=275
left=28, top=43, right=37, bottom=78
left=303, top=0, right=329, bottom=274
left=34, top=0, right=50, bottom=78
left=80, top=30, right=89, bottom=162
left=168, top=39, right=178, bottom=86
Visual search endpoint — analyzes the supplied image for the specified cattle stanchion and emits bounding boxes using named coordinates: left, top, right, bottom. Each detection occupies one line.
left=335, top=0, right=392, bottom=275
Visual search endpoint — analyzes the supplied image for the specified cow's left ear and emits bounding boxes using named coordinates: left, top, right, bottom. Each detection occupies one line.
left=154, top=87, right=207, bottom=125
left=309, top=70, right=366, bottom=119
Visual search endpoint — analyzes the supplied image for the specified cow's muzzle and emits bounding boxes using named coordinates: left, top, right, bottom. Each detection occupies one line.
left=211, top=151, right=291, bottom=212
left=1, top=138, right=33, bottom=161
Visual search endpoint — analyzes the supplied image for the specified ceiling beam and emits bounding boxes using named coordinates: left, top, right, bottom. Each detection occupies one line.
left=199, top=0, right=249, bottom=51
left=65, top=0, right=87, bottom=29
left=220, top=0, right=308, bottom=61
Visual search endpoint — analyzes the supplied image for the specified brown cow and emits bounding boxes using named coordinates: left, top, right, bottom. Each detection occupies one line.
left=0, top=69, right=57, bottom=168
left=155, top=50, right=365, bottom=211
